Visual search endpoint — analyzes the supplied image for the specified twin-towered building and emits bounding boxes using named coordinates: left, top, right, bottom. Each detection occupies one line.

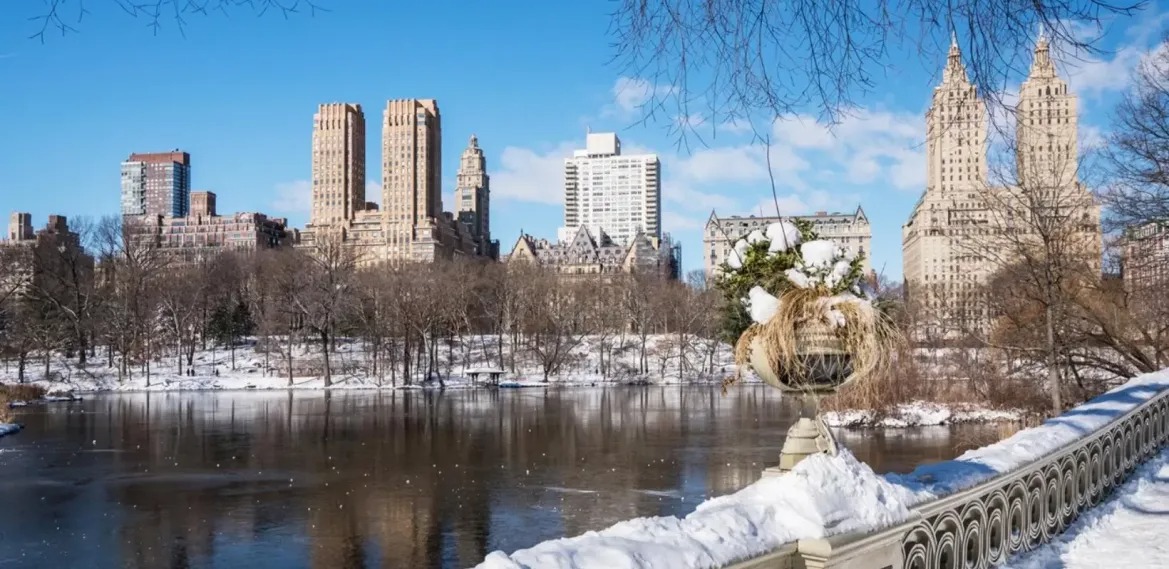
left=300, top=99, right=498, bottom=263
left=901, top=33, right=1101, bottom=336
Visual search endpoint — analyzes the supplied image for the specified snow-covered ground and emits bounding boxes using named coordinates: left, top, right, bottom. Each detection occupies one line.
left=1002, top=447, right=1169, bottom=569
left=0, top=335, right=738, bottom=393
left=476, top=368, right=1169, bottom=569
left=823, top=401, right=1023, bottom=428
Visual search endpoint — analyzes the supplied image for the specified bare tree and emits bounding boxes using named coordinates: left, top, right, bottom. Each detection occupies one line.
left=611, top=0, right=1144, bottom=142
left=960, top=137, right=1101, bottom=413
left=256, top=247, right=304, bottom=386
left=26, top=217, right=97, bottom=365
left=1102, top=42, right=1169, bottom=231
left=294, top=231, right=358, bottom=387
left=524, top=272, right=590, bottom=381
left=94, top=216, right=170, bottom=385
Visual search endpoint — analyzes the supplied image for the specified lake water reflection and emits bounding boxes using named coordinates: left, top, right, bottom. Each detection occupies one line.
left=0, top=388, right=1000, bottom=568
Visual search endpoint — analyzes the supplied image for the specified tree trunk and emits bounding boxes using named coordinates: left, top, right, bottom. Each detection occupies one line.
left=321, top=329, right=332, bottom=387
left=18, top=352, right=27, bottom=384
left=286, top=329, right=295, bottom=388
left=77, top=328, right=88, bottom=366
left=1045, top=303, right=1062, bottom=415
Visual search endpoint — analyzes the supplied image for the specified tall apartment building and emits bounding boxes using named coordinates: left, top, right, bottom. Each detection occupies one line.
left=383, top=98, right=442, bottom=231
left=1123, top=220, right=1169, bottom=296
left=298, top=99, right=489, bottom=264
left=454, top=134, right=497, bottom=258
left=310, top=103, right=367, bottom=226
left=559, top=133, right=661, bottom=247
left=7, top=212, right=33, bottom=241
left=902, top=33, right=1100, bottom=338
left=120, top=150, right=191, bottom=217
left=704, top=208, right=872, bottom=278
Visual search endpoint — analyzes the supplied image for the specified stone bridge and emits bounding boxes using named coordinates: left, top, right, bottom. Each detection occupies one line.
left=727, top=374, right=1169, bottom=569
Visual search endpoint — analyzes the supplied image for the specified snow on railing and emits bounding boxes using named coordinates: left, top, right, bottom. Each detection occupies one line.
left=728, top=368, right=1169, bottom=569
left=477, top=369, right=1169, bottom=569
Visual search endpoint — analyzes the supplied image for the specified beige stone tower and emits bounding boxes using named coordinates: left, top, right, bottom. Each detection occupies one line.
left=902, top=35, right=991, bottom=336
left=1015, top=31, right=1101, bottom=266
left=454, top=134, right=491, bottom=256
left=1016, top=31, right=1078, bottom=189
left=382, top=99, right=442, bottom=228
left=311, top=103, right=366, bottom=226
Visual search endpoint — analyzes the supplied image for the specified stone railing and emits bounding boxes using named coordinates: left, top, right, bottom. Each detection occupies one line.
left=727, top=387, right=1169, bottom=569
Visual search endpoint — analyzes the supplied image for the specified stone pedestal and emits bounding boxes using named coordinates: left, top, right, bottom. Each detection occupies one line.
left=764, top=415, right=839, bottom=477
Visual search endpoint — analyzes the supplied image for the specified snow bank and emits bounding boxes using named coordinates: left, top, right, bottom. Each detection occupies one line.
left=824, top=401, right=1022, bottom=428
left=476, top=368, right=1169, bottom=569
left=0, top=423, right=21, bottom=438
left=477, top=449, right=923, bottom=569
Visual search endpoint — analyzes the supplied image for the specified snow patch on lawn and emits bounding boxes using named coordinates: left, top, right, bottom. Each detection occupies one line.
left=476, top=368, right=1169, bottom=569
left=0, top=423, right=21, bottom=438
left=824, top=401, right=1023, bottom=428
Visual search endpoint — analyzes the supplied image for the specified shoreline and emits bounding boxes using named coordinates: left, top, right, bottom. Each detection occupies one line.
left=3, top=382, right=1023, bottom=430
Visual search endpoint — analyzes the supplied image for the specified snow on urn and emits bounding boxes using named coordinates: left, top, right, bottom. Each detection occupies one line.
left=716, top=218, right=896, bottom=474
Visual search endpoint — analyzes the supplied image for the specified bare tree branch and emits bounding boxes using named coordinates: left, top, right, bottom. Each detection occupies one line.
left=28, top=0, right=327, bottom=43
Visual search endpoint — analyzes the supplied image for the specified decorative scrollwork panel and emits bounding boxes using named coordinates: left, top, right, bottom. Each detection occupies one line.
left=901, top=393, right=1169, bottom=569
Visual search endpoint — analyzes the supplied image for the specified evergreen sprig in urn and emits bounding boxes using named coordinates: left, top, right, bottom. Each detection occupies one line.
left=714, top=218, right=897, bottom=473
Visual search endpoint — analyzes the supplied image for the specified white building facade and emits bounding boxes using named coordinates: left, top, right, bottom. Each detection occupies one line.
left=559, top=133, right=661, bottom=246
left=704, top=208, right=872, bottom=278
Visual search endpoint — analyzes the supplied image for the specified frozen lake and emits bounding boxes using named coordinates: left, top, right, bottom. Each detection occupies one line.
left=0, top=387, right=1002, bottom=568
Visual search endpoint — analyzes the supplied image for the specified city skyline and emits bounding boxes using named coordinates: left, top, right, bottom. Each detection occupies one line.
left=0, top=3, right=1161, bottom=278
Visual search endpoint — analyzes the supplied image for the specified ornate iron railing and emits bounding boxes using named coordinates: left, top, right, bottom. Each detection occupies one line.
left=727, top=384, right=1169, bottom=569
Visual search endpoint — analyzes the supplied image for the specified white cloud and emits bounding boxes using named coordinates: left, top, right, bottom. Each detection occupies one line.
left=606, top=77, right=677, bottom=118
left=772, top=115, right=836, bottom=149
left=720, top=119, right=755, bottom=135
left=1054, top=13, right=1169, bottom=99
left=769, top=109, right=925, bottom=192
left=489, top=142, right=576, bottom=205
left=271, top=180, right=311, bottom=214
left=664, top=183, right=738, bottom=212
left=662, top=211, right=703, bottom=232
left=673, top=146, right=768, bottom=184
left=751, top=190, right=855, bottom=218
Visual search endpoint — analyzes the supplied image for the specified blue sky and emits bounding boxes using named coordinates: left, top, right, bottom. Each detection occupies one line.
left=0, top=2, right=1165, bottom=279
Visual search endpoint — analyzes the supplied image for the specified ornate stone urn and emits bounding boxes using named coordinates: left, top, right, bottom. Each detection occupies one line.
left=718, top=220, right=891, bottom=475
